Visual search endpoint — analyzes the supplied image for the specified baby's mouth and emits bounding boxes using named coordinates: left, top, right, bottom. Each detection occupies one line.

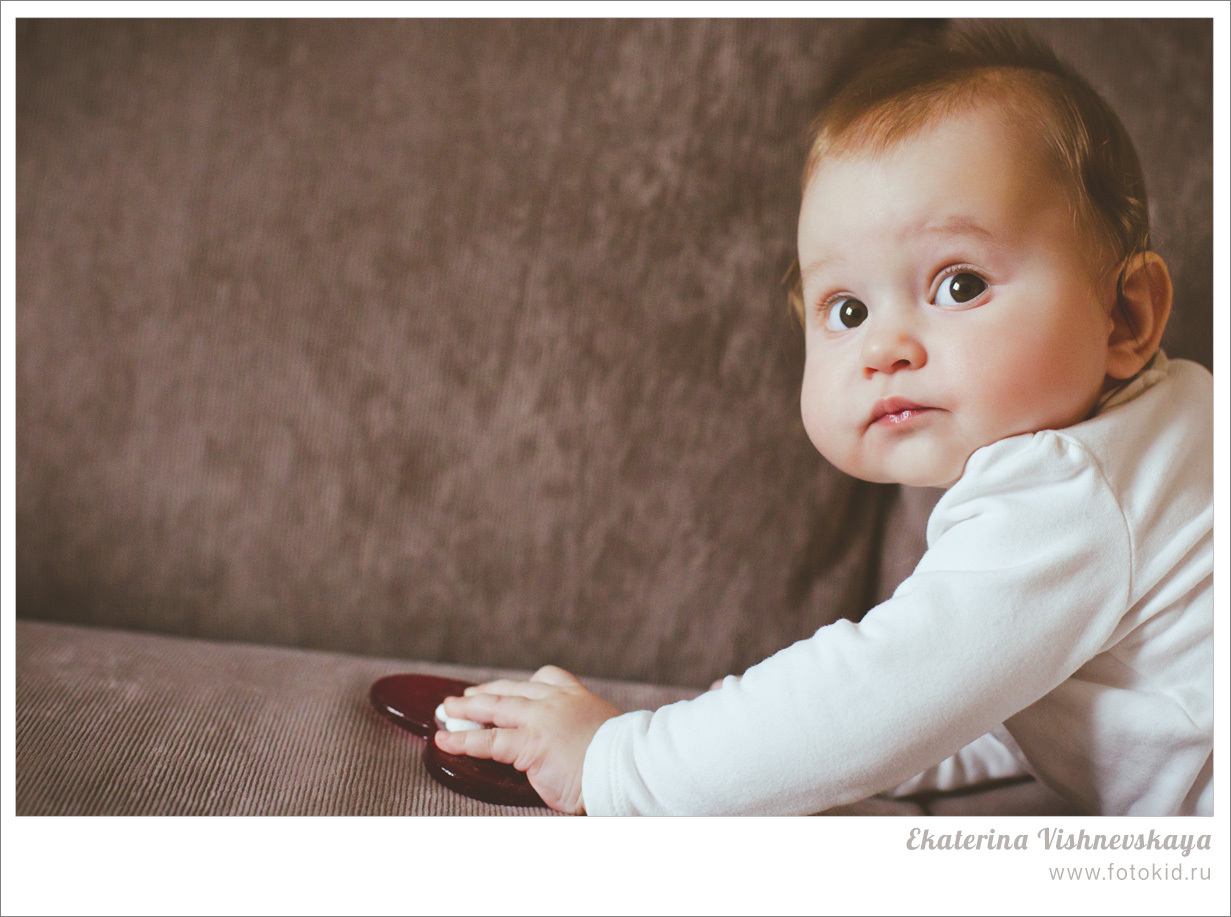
left=867, top=397, right=939, bottom=429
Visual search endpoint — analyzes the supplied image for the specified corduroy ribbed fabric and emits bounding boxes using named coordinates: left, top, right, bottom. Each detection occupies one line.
left=16, top=620, right=700, bottom=815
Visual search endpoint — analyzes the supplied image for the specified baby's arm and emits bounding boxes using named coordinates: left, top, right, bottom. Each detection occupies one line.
left=433, top=665, right=621, bottom=814
left=581, top=434, right=1137, bottom=814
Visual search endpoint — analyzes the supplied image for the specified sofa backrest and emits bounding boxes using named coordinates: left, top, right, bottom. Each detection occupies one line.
left=16, top=19, right=1214, bottom=687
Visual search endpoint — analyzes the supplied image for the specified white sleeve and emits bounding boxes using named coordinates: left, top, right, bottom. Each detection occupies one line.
left=581, top=432, right=1133, bottom=815
left=882, top=727, right=1032, bottom=797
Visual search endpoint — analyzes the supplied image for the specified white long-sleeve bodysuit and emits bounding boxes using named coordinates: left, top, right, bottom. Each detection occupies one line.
left=581, top=355, right=1213, bottom=815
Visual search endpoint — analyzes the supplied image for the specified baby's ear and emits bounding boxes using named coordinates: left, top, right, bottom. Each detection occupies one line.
left=1106, top=252, right=1173, bottom=380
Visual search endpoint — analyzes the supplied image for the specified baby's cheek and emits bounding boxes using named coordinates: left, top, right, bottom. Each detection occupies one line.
left=982, top=342, right=1097, bottom=433
left=799, top=398, right=827, bottom=455
left=800, top=387, right=856, bottom=472
left=798, top=369, right=830, bottom=451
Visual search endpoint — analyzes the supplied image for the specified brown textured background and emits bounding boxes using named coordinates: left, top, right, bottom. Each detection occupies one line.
left=16, top=19, right=1213, bottom=689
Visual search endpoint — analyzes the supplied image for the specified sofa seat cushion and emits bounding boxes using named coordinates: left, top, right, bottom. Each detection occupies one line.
left=18, top=620, right=682, bottom=816
left=18, top=620, right=1071, bottom=816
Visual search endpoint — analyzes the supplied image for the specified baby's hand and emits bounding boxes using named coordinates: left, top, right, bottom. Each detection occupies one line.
left=434, top=665, right=620, bottom=815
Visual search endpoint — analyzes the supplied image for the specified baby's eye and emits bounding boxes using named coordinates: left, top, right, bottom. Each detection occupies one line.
left=933, top=272, right=987, bottom=307
left=824, top=297, right=868, bottom=331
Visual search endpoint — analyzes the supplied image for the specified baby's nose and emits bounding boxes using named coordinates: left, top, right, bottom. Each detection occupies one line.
left=862, top=327, right=926, bottom=377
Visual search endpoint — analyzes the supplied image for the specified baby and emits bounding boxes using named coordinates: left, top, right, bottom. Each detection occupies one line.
left=434, top=27, right=1213, bottom=816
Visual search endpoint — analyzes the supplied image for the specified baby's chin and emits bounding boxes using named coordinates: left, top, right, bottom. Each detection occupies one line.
left=827, top=451, right=966, bottom=490
left=875, top=469, right=961, bottom=490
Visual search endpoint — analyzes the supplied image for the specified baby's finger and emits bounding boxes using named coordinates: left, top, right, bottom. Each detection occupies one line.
left=444, top=692, right=531, bottom=727
left=434, top=726, right=521, bottom=766
left=462, top=679, right=552, bottom=700
left=530, top=664, right=581, bottom=687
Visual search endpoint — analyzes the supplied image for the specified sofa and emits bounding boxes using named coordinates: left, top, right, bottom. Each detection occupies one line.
left=15, top=18, right=1213, bottom=817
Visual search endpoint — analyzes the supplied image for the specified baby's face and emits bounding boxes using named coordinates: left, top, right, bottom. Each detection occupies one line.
left=797, top=104, right=1117, bottom=488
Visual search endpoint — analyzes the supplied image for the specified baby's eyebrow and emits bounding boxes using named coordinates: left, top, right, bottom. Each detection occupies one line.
left=914, top=215, right=1004, bottom=249
left=799, top=256, right=833, bottom=289
left=799, top=215, right=1007, bottom=289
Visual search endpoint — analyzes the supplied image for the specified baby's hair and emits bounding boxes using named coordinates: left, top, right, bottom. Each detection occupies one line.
left=788, top=24, right=1151, bottom=329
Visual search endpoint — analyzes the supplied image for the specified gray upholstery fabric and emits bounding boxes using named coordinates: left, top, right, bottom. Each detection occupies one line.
left=16, top=20, right=1212, bottom=689
left=17, top=19, right=885, bottom=687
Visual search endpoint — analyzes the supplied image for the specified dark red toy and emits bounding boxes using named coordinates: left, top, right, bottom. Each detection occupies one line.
left=369, top=673, right=546, bottom=808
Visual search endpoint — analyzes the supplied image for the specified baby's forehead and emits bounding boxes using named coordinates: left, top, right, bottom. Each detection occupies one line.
left=813, top=80, right=1056, bottom=175
left=812, top=104, right=1057, bottom=199
left=798, top=102, right=1099, bottom=266
left=810, top=99, right=1084, bottom=231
